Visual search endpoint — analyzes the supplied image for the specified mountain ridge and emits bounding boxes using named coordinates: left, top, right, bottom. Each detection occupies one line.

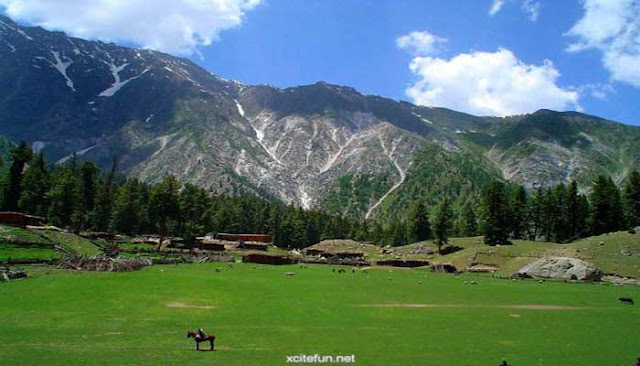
left=1, top=15, right=639, bottom=220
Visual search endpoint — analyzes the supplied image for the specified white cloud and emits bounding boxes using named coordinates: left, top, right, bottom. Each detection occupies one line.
left=404, top=48, right=580, bottom=116
left=566, top=0, right=640, bottom=87
left=396, top=31, right=447, bottom=56
left=576, top=83, right=615, bottom=100
left=489, top=0, right=541, bottom=21
left=489, top=0, right=505, bottom=15
left=521, top=0, right=540, bottom=21
left=0, top=0, right=261, bottom=56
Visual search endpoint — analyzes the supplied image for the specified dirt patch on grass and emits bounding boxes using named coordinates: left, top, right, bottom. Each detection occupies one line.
left=499, top=305, right=588, bottom=310
left=353, top=304, right=465, bottom=308
left=166, top=301, right=216, bottom=310
left=354, top=303, right=589, bottom=310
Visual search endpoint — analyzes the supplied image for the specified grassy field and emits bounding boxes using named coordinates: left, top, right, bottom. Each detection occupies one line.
left=0, top=225, right=54, bottom=245
left=42, top=231, right=102, bottom=257
left=0, top=243, right=59, bottom=261
left=414, top=231, right=640, bottom=278
left=1, top=263, right=639, bottom=366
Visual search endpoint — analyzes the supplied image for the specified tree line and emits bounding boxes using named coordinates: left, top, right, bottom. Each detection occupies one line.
left=0, top=142, right=368, bottom=249
left=401, top=174, right=640, bottom=249
left=1, top=141, right=639, bottom=249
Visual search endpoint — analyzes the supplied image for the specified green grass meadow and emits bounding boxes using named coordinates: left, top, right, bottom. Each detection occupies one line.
left=0, top=243, right=59, bottom=262
left=1, top=263, right=639, bottom=366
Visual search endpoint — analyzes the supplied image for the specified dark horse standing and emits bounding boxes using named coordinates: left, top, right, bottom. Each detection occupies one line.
left=186, top=330, right=216, bottom=351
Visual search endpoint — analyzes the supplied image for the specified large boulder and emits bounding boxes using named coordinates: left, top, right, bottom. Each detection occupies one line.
left=513, top=257, right=602, bottom=281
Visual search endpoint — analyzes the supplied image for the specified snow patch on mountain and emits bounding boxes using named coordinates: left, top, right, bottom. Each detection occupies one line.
left=99, top=62, right=149, bottom=97
left=152, top=135, right=171, bottom=158
left=249, top=112, right=284, bottom=166
left=412, top=112, right=433, bottom=124
left=32, top=141, right=45, bottom=153
left=235, top=99, right=245, bottom=117
left=56, top=143, right=101, bottom=164
left=0, top=19, right=33, bottom=40
left=365, top=135, right=407, bottom=219
left=50, top=51, right=75, bottom=91
left=319, top=131, right=357, bottom=174
left=299, top=186, right=312, bottom=209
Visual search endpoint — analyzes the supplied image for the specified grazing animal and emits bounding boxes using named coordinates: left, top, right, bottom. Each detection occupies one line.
left=499, top=360, right=510, bottom=366
left=619, top=297, right=634, bottom=305
left=338, top=269, right=346, bottom=273
left=187, top=330, right=216, bottom=351
left=634, top=357, right=640, bottom=366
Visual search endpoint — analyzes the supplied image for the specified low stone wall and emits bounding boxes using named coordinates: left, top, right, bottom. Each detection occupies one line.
left=58, top=256, right=152, bottom=272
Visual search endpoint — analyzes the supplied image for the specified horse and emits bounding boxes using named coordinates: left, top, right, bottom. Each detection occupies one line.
left=186, top=330, right=216, bottom=351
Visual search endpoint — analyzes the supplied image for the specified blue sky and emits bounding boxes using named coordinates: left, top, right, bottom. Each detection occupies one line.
left=2, top=0, right=639, bottom=125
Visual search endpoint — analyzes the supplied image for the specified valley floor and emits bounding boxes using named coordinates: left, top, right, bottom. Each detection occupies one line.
left=1, top=263, right=639, bottom=366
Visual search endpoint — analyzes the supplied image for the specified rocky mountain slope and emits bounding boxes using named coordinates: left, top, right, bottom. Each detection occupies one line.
left=1, top=15, right=639, bottom=220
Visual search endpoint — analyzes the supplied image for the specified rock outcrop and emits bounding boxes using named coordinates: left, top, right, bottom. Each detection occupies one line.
left=513, top=257, right=602, bottom=281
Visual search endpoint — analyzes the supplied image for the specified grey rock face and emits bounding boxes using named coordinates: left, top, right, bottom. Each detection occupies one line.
left=514, top=257, right=602, bottom=281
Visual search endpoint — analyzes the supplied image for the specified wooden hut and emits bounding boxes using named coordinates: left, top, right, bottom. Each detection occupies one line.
left=0, top=212, right=45, bottom=228
left=237, top=241, right=269, bottom=251
left=196, top=237, right=226, bottom=251
left=376, top=259, right=430, bottom=268
left=214, top=233, right=273, bottom=243
left=242, top=253, right=297, bottom=265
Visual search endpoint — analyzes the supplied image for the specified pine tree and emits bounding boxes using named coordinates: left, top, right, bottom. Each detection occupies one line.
left=2, top=141, right=33, bottom=211
left=408, top=201, right=430, bottom=242
left=590, top=175, right=625, bottom=235
left=459, top=202, right=478, bottom=237
left=93, top=157, right=118, bottom=232
left=567, top=181, right=589, bottom=239
left=551, top=183, right=570, bottom=242
left=179, top=183, right=211, bottom=249
left=110, top=180, right=142, bottom=235
left=482, top=181, right=511, bottom=246
left=540, top=188, right=556, bottom=241
left=18, top=153, right=51, bottom=217
left=267, top=204, right=282, bottom=243
left=149, top=176, right=181, bottom=251
left=371, top=221, right=384, bottom=244
left=623, top=171, right=640, bottom=227
left=432, top=196, right=453, bottom=253
left=73, top=161, right=100, bottom=232
left=527, top=186, right=544, bottom=241
left=510, top=186, right=528, bottom=239
left=353, top=219, right=369, bottom=241
left=47, top=167, right=81, bottom=228
left=391, top=221, right=408, bottom=247
left=277, top=212, right=297, bottom=248
left=289, top=210, right=309, bottom=248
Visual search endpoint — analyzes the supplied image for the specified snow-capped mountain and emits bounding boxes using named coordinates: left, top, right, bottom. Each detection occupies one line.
left=2, top=15, right=639, bottom=220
